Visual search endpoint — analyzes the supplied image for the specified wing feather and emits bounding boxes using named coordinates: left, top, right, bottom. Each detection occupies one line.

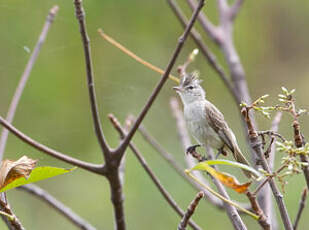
left=205, top=102, right=235, bottom=152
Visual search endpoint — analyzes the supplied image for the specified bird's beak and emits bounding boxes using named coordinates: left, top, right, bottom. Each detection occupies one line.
left=173, top=86, right=182, bottom=92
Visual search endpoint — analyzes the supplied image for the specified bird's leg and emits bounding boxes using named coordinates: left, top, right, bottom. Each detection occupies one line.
left=215, top=147, right=228, bottom=159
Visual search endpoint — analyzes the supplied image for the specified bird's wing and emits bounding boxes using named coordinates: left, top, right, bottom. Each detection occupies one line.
left=205, top=101, right=235, bottom=152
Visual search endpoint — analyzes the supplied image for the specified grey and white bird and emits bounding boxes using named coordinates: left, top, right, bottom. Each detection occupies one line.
left=173, top=72, right=252, bottom=178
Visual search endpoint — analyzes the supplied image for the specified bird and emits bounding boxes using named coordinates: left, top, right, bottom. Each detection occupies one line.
left=173, top=72, right=253, bottom=178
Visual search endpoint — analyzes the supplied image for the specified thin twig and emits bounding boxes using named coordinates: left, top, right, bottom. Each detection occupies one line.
left=0, top=5, right=59, bottom=161
left=115, top=0, right=205, bottom=160
left=73, top=0, right=111, bottom=158
left=0, top=116, right=104, bottom=175
left=178, top=191, right=204, bottom=230
left=242, top=107, right=293, bottom=230
left=109, top=114, right=202, bottom=230
left=0, top=200, right=24, bottom=230
left=17, top=184, right=96, bottom=230
left=293, top=188, right=308, bottom=230
left=97, top=29, right=179, bottom=84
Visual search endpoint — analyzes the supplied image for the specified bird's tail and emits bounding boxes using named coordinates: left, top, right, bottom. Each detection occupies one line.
left=232, top=147, right=255, bottom=179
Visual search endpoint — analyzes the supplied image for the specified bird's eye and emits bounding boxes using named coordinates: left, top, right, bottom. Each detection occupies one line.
left=187, top=86, right=194, bottom=90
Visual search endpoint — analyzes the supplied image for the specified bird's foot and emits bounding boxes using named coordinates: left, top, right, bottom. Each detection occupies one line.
left=215, top=148, right=228, bottom=159
left=186, top=144, right=201, bottom=155
left=186, top=145, right=205, bottom=162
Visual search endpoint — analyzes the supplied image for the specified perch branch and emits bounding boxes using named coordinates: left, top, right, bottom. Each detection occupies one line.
left=115, top=0, right=205, bottom=159
left=178, top=191, right=204, bottom=230
left=18, top=184, right=96, bottom=230
left=0, top=5, right=59, bottom=161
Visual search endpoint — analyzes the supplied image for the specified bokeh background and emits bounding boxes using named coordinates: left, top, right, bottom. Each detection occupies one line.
left=0, top=0, right=309, bottom=229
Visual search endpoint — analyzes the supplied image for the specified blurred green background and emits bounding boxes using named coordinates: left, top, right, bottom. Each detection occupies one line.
left=0, top=0, right=309, bottom=229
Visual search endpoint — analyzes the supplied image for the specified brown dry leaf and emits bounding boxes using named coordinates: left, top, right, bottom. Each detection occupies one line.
left=0, top=156, right=37, bottom=190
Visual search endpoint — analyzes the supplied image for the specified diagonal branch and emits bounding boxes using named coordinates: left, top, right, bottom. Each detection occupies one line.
left=109, top=114, right=202, bottom=230
left=73, top=0, right=111, bottom=158
left=115, top=0, right=205, bottom=159
left=0, top=5, right=59, bottom=161
left=0, top=116, right=104, bottom=175
left=17, top=184, right=96, bottom=230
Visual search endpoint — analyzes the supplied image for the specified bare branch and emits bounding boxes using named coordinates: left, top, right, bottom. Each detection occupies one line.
left=17, top=184, right=96, bottom=230
left=0, top=116, right=104, bottom=175
left=109, top=114, right=202, bottom=230
left=115, top=0, right=205, bottom=159
left=178, top=191, right=204, bottom=230
left=73, top=0, right=111, bottom=158
left=293, top=188, right=308, bottom=230
left=241, top=107, right=293, bottom=230
left=0, top=6, right=59, bottom=161
left=0, top=199, right=24, bottom=230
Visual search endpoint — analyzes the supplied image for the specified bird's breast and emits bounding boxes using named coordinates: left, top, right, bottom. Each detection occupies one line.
left=184, top=102, right=223, bottom=149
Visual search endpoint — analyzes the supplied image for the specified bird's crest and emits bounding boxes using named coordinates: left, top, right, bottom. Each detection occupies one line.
left=180, top=71, right=202, bottom=87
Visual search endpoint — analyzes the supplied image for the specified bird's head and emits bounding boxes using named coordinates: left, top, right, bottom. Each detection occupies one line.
left=173, top=72, right=205, bottom=104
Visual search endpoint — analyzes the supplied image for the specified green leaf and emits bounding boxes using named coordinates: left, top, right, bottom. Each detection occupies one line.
left=190, top=159, right=262, bottom=180
left=0, top=166, right=76, bottom=192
